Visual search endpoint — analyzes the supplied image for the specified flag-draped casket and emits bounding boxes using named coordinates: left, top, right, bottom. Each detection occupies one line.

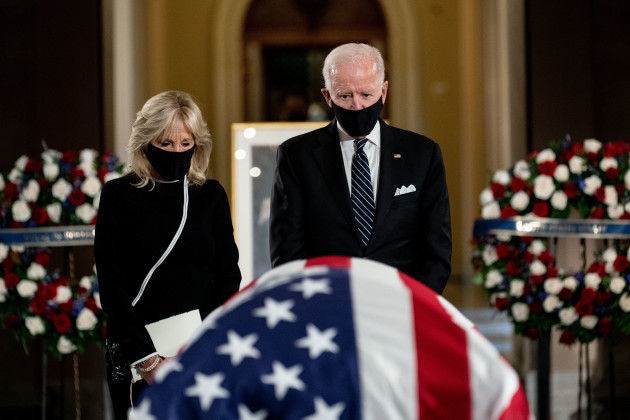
left=130, top=256, right=531, bottom=420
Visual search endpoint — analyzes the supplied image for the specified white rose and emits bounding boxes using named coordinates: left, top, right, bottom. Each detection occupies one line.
left=563, top=276, right=578, bottom=291
left=513, top=160, right=531, bottom=180
left=17, top=280, right=38, bottom=298
left=15, top=155, right=28, bottom=170
left=536, top=148, right=557, bottom=164
left=580, top=315, right=598, bottom=330
left=479, top=188, right=494, bottom=206
left=0, top=279, right=7, bottom=303
left=94, top=292, right=102, bottom=309
left=76, top=308, right=98, bottom=331
left=0, top=173, right=5, bottom=191
left=46, top=202, right=62, bottom=223
left=528, top=239, right=546, bottom=256
left=550, top=191, right=568, bottom=210
left=484, top=269, right=503, bottom=288
left=79, top=276, right=93, bottom=290
left=543, top=295, right=561, bottom=312
left=510, top=191, right=530, bottom=211
left=496, top=233, right=512, bottom=242
left=25, top=317, right=45, bottom=335
left=600, top=157, right=618, bottom=172
left=608, top=204, right=625, bottom=220
left=559, top=307, right=579, bottom=325
left=76, top=203, right=97, bottom=224
left=603, top=247, right=618, bottom=263
left=12, top=200, right=31, bottom=222
left=610, top=276, right=626, bottom=294
left=530, top=260, right=547, bottom=276
left=43, top=163, right=60, bottom=181
left=8, top=167, right=22, bottom=183
left=0, top=243, right=9, bottom=260
left=585, top=273, right=601, bottom=289
left=79, top=149, right=98, bottom=176
left=490, top=291, right=507, bottom=306
left=569, top=155, right=586, bottom=174
left=544, top=278, right=563, bottom=295
left=11, top=245, right=24, bottom=253
left=80, top=176, right=101, bottom=197
left=512, top=302, right=530, bottom=322
left=54, top=285, right=72, bottom=303
left=41, top=149, right=62, bottom=164
left=620, top=293, right=630, bottom=312
left=492, top=170, right=511, bottom=186
left=584, top=138, right=602, bottom=153
left=93, top=192, right=101, bottom=210
left=583, top=175, right=602, bottom=195
left=52, top=178, right=73, bottom=202
left=553, top=164, right=570, bottom=182
left=57, top=336, right=77, bottom=354
left=626, top=202, right=630, bottom=213
left=509, top=279, right=525, bottom=297
left=603, top=186, right=618, bottom=207
left=26, top=262, right=46, bottom=280
left=533, top=175, right=555, bottom=200
left=481, top=201, right=501, bottom=219
left=482, top=245, right=498, bottom=266
left=104, top=171, right=121, bottom=183
left=625, top=170, right=630, bottom=191
left=21, top=179, right=40, bottom=202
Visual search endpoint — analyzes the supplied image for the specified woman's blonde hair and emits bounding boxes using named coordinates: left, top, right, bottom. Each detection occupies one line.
left=126, top=90, right=212, bottom=188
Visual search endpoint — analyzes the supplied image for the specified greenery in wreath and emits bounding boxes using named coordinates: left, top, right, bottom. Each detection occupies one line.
left=0, top=148, right=123, bottom=357
left=472, top=138, right=630, bottom=345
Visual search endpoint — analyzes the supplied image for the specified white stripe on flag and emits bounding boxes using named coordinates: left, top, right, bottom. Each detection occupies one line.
left=349, top=260, right=418, bottom=420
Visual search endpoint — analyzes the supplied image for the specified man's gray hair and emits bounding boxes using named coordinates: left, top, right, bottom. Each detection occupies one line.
left=322, top=43, right=385, bottom=91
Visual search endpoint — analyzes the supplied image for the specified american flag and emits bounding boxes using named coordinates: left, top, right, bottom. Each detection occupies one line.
left=129, top=256, right=531, bottom=419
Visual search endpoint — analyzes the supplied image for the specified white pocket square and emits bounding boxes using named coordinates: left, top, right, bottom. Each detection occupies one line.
left=394, top=184, right=416, bottom=196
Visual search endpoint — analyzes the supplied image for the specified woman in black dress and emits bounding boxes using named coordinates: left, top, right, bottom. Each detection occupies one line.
left=94, top=90, right=241, bottom=419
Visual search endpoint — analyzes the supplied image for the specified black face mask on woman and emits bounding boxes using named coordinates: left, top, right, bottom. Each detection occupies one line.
left=145, top=143, right=195, bottom=181
left=331, top=97, right=383, bottom=137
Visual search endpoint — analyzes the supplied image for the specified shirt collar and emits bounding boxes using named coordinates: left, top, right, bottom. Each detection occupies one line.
left=336, top=120, right=381, bottom=147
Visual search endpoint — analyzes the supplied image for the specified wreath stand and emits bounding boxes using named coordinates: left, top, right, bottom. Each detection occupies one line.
left=0, top=225, right=95, bottom=420
left=474, top=217, right=630, bottom=420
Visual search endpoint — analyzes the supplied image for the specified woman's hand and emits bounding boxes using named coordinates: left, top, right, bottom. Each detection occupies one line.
left=137, top=355, right=166, bottom=383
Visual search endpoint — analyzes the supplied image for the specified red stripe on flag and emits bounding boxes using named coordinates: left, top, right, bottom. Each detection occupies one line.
left=399, top=272, right=472, bottom=420
left=497, top=383, right=531, bottom=420
left=305, top=255, right=352, bottom=269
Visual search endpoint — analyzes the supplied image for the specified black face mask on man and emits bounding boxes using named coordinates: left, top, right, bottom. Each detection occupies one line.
left=145, top=143, right=195, bottom=181
left=331, top=97, right=383, bottom=137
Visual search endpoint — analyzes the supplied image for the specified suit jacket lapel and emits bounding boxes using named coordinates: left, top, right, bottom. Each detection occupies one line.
left=370, top=120, right=407, bottom=245
left=311, top=121, right=357, bottom=229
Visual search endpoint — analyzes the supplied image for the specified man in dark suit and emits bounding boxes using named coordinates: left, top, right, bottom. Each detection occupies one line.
left=269, top=43, right=451, bottom=294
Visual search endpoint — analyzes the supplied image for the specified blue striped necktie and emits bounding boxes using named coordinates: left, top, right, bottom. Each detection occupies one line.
left=351, top=138, right=375, bottom=247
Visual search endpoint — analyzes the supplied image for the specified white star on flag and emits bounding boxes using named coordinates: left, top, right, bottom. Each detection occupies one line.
left=237, top=404, right=268, bottom=420
left=252, top=297, right=297, bottom=328
left=153, top=359, right=183, bottom=384
left=289, top=277, right=332, bottom=299
left=216, top=330, right=261, bottom=366
left=261, top=361, right=305, bottom=400
left=128, top=399, right=156, bottom=420
left=184, top=372, right=229, bottom=411
left=295, top=323, right=339, bottom=359
left=304, top=396, right=346, bottom=420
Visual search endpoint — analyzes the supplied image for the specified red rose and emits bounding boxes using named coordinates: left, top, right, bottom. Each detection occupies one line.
left=4, top=182, right=19, bottom=200
left=613, top=140, right=629, bottom=155
left=575, top=300, right=594, bottom=316
left=42, top=308, right=56, bottom=321
left=491, top=182, right=506, bottom=199
left=56, top=276, right=71, bottom=286
left=98, top=168, right=108, bottom=183
left=580, top=287, right=597, bottom=303
left=53, top=313, right=72, bottom=334
left=69, top=167, right=84, bottom=179
left=595, top=186, right=606, bottom=203
left=546, top=266, right=559, bottom=278
left=494, top=296, right=510, bottom=311
left=496, top=243, right=510, bottom=259
left=590, top=208, right=604, bottom=219
left=588, top=261, right=607, bottom=277
left=25, top=158, right=43, bottom=173
left=521, top=236, right=534, bottom=243
left=563, top=183, right=579, bottom=198
left=31, top=207, right=49, bottom=225
left=58, top=301, right=73, bottom=314
left=539, top=161, right=558, bottom=176
left=560, top=149, right=575, bottom=163
left=571, top=143, right=584, bottom=154
left=616, top=183, right=626, bottom=197
left=30, top=298, right=47, bottom=315
left=596, top=290, right=612, bottom=306
left=522, top=250, right=535, bottom=263
left=501, top=206, right=519, bottom=219
left=525, top=328, right=540, bottom=340
left=620, top=212, right=630, bottom=220
left=4, top=272, right=19, bottom=288
left=606, top=167, right=620, bottom=181
left=530, top=301, right=543, bottom=314
left=533, top=201, right=549, bottom=217
left=85, top=298, right=100, bottom=314
left=559, top=330, right=576, bottom=345
left=530, top=275, right=544, bottom=286
left=598, top=317, right=613, bottom=334
left=35, top=251, right=51, bottom=267
left=538, top=250, right=555, bottom=265
left=62, top=151, right=77, bottom=164
left=558, top=288, right=573, bottom=301
left=613, top=255, right=629, bottom=273
left=69, top=189, right=86, bottom=206
left=41, top=283, right=57, bottom=300
left=511, top=177, right=527, bottom=192
left=506, top=261, right=521, bottom=277
left=2, top=257, right=15, bottom=273
left=587, top=152, right=599, bottom=165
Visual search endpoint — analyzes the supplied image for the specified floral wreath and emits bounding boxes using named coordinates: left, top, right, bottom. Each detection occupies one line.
left=472, top=138, right=630, bottom=346
left=0, top=148, right=123, bottom=358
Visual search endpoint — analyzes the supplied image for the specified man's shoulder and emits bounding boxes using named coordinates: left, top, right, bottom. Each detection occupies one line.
left=279, top=122, right=334, bottom=150
left=383, top=122, right=437, bottom=149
